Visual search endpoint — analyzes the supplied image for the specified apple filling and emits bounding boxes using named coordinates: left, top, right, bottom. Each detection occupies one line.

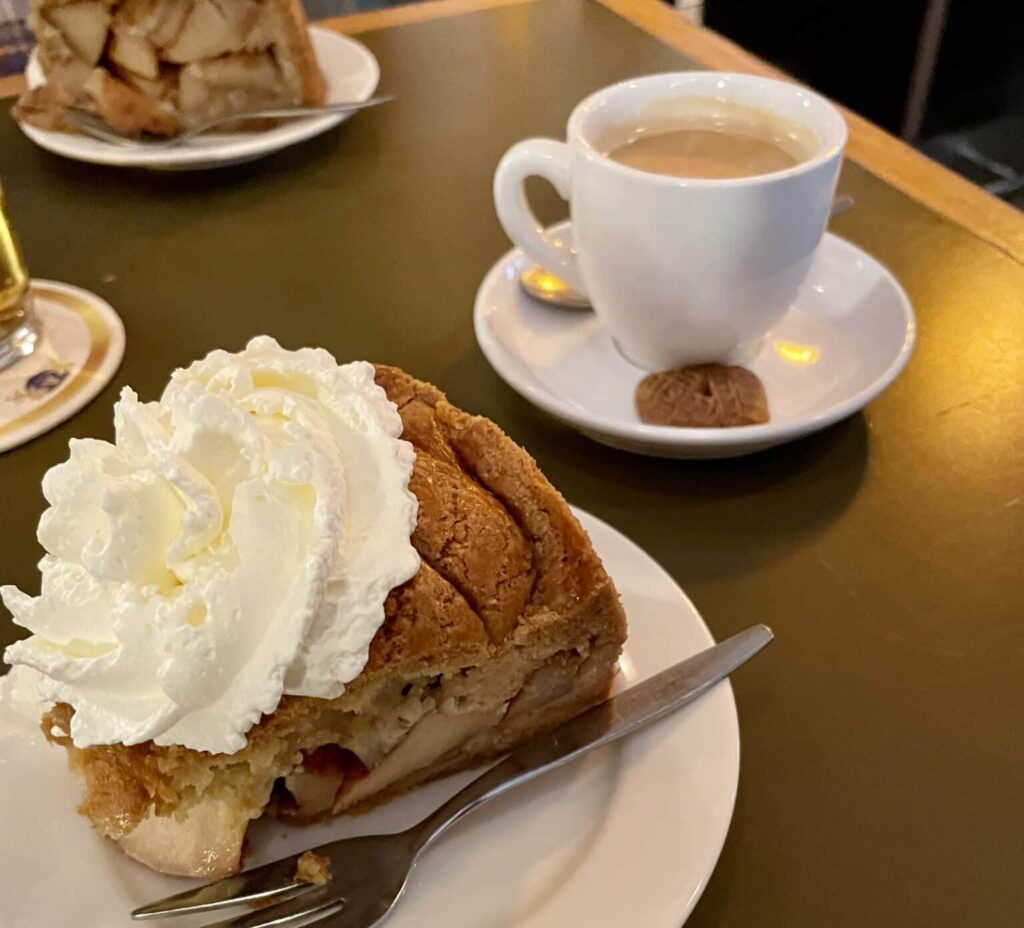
left=276, top=706, right=503, bottom=820
left=64, top=643, right=609, bottom=877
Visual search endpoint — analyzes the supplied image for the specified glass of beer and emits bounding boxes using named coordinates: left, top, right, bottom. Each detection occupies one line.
left=0, top=181, right=38, bottom=371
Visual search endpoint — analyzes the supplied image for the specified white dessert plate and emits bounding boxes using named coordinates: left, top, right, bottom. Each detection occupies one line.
left=475, top=221, right=916, bottom=458
left=17, top=28, right=379, bottom=170
left=0, top=508, right=739, bottom=928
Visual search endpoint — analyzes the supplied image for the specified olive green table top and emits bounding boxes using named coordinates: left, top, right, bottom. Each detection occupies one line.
left=1, top=1, right=1022, bottom=924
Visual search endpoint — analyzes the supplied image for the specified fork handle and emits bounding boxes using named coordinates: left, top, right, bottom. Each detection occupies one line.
left=186, top=95, right=394, bottom=135
left=405, top=625, right=772, bottom=855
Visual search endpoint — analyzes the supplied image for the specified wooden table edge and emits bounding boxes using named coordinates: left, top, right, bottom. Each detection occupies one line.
left=2, top=0, right=1020, bottom=263
left=319, top=0, right=538, bottom=33
left=0, top=72, right=24, bottom=99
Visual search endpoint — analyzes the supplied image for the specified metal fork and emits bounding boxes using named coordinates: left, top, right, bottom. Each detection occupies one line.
left=62, top=95, right=394, bottom=149
left=131, top=624, right=773, bottom=927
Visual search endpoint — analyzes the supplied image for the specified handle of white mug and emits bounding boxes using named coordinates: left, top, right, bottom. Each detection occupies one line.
left=493, top=139, right=586, bottom=294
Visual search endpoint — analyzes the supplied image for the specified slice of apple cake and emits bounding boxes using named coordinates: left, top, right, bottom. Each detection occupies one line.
left=15, top=0, right=326, bottom=136
left=4, top=345, right=626, bottom=878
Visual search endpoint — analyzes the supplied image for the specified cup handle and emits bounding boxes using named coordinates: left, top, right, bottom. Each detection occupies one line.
left=493, top=139, right=585, bottom=293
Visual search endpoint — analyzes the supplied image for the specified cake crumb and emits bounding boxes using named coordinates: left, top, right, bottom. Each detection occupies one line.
left=295, top=850, right=332, bottom=885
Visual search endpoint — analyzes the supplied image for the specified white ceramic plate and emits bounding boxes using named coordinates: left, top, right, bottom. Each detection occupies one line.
left=0, top=508, right=739, bottom=928
left=476, top=222, right=916, bottom=458
left=17, top=28, right=379, bottom=170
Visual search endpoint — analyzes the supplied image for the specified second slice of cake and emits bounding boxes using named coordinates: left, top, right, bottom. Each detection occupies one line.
left=16, top=0, right=326, bottom=135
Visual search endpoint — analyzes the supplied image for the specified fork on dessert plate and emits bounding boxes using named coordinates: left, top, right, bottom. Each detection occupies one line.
left=130, top=625, right=771, bottom=928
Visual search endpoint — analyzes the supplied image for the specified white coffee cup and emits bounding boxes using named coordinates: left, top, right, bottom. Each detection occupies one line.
left=493, top=72, right=847, bottom=371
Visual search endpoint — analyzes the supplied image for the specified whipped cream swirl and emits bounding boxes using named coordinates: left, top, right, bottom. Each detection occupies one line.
left=2, top=337, right=420, bottom=754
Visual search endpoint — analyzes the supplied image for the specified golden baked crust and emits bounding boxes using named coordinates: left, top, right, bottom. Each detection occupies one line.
left=43, top=367, right=627, bottom=871
left=265, top=0, right=325, bottom=106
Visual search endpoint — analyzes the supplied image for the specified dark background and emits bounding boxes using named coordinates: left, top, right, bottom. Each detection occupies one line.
left=704, top=0, right=1024, bottom=205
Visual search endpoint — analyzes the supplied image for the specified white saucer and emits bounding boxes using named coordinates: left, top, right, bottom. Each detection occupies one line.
left=18, top=28, right=379, bottom=170
left=0, top=508, right=739, bottom=928
left=0, top=280, right=125, bottom=453
left=475, top=222, right=915, bottom=458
